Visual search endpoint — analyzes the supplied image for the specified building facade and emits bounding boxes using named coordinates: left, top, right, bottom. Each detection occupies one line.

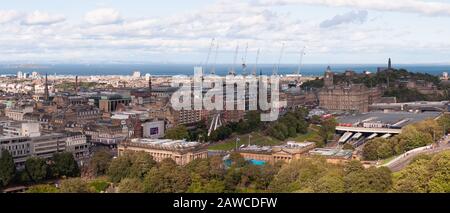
left=118, top=138, right=208, bottom=165
left=318, top=67, right=381, bottom=112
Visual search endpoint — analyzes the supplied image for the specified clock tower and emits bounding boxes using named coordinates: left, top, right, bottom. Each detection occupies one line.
left=324, top=66, right=334, bottom=88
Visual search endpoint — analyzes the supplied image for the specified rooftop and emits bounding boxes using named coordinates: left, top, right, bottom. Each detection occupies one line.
left=309, top=148, right=353, bottom=159
left=238, top=141, right=316, bottom=154
left=123, top=138, right=206, bottom=152
left=337, top=111, right=441, bottom=128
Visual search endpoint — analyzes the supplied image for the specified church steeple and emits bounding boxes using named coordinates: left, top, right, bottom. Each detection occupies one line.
left=388, top=58, right=392, bottom=70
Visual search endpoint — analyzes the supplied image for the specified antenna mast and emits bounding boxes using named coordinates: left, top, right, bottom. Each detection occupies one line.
left=229, top=44, right=239, bottom=75
left=241, top=43, right=248, bottom=75
left=273, top=43, right=285, bottom=76
left=204, top=38, right=215, bottom=71
left=211, top=42, right=219, bottom=75
left=296, top=46, right=306, bottom=75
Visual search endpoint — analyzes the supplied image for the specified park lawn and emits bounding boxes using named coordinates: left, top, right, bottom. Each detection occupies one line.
left=208, top=132, right=282, bottom=151
left=287, top=126, right=323, bottom=143
left=289, top=131, right=319, bottom=142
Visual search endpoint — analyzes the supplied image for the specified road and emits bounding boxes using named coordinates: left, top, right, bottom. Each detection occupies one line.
left=384, top=137, right=450, bottom=172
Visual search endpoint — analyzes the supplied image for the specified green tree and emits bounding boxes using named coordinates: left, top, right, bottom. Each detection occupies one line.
left=393, top=151, right=450, bottom=193
left=165, top=125, right=189, bottom=140
left=129, top=152, right=157, bottom=179
left=107, top=154, right=133, bottom=183
left=89, top=149, right=113, bottom=176
left=343, top=160, right=364, bottom=175
left=296, top=119, right=308, bottom=134
left=392, top=159, right=431, bottom=192
left=89, top=179, right=110, bottom=192
left=344, top=166, right=392, bottom=193
left=236, top=121, right=250, bottom=134
left=269, top=157, right=331, bottom=192
left=202, top=179, right=226, bottom=193
left=312, top=170, right=345, bottom=193
left=209, top=126, right=233, bottom=142
left=25, top=157, right=48, bottom=183
left=143, top=159, right=191, bottom=193
left=118, top=178, right=144, bottom=193
left=0, top=149, right=16, bottom=187
left=246, top=111, right=262, bottom=131
left=362, top=138, right=392, bottom=160
left=52, top=152, right=80, bottom=178
left=59, top=178, right=92, bottom=193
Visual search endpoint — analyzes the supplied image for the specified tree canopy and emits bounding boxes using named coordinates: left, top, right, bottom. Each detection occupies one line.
left=0, top=149, right=16, bottom=187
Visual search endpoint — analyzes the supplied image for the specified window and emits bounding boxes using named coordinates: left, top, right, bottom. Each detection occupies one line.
left=150, top=127, right=159, bottom=135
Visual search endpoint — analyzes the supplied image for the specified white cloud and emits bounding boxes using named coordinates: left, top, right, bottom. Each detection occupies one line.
left=22, top=11, right=65, bottom=25
left=256, top=0, right=450, bottom=17
left=320, top=10, right=368, bottom=28
left=0, top=10, right=22, bottom=24
left=84, top=8, right=122, bottom=25
left=0, top=0, right=450, bottom=63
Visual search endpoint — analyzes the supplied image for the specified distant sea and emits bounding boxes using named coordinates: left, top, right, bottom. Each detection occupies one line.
left=1, top=64, right=450, bottom=77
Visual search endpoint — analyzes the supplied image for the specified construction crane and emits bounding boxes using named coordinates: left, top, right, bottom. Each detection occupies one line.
left=211, top=42, right=219, bottom=75
left=229, top=44, right=239, bottom=75
left=241, top=43, right=248, bottom=75
left=296, top=46, right=306, bottom=75
left=272, top=43, right=285, bottom=76
left=252, top=48, right=260, bottom=76
left=204, top=38, right=215, bottom=72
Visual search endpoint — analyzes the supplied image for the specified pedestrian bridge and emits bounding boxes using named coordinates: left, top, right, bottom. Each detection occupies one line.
left=336, top=126, right=402, bottom=134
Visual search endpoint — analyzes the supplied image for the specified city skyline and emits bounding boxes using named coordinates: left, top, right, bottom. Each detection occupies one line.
left=1, top=0, right=450, bottom=64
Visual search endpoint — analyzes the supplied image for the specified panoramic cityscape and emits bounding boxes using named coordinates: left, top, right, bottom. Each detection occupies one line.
left=1, top=0, right=450, bottom=204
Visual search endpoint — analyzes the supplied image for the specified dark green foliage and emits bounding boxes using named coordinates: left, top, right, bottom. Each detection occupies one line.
left=165, top=125, right=190, bottom=140
left=51, top=152, right=80, bottom=178
left=118, top=178, right=144, bottom=193
left=89, top=148, right=113, bottom=176
left=143, top=159, right=191, bottom=193
left=107, top=151, right=157, bottom=183
left=363, top=124, right=434, bottom=160
left=384, top=88, right=428, bottom=102
left=209, top=125, right=233, bottom=142
left=269, top=158, right=392, bottom=193
left=267, top=108, right=311, bottom=141
left=25, top=157, right=48, bottom=183
left=393, top=151, right=450, bottom=193
left=59, top=178, right=93, bottom=193
left=0, top=149, right=16, bottom=187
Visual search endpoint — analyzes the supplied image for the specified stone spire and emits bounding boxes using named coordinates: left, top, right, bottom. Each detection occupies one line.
left=388, top=58, right=392, bottom=70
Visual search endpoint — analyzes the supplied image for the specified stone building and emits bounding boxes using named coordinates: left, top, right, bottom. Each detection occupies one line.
left=237, top=142, right=316, bottom=164
left=318, top=67, right=381, bottom=112
left=118, top=138, right=208, bottom=165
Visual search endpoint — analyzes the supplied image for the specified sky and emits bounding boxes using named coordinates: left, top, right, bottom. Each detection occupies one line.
left=1, top=0, right=450, bottom=64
